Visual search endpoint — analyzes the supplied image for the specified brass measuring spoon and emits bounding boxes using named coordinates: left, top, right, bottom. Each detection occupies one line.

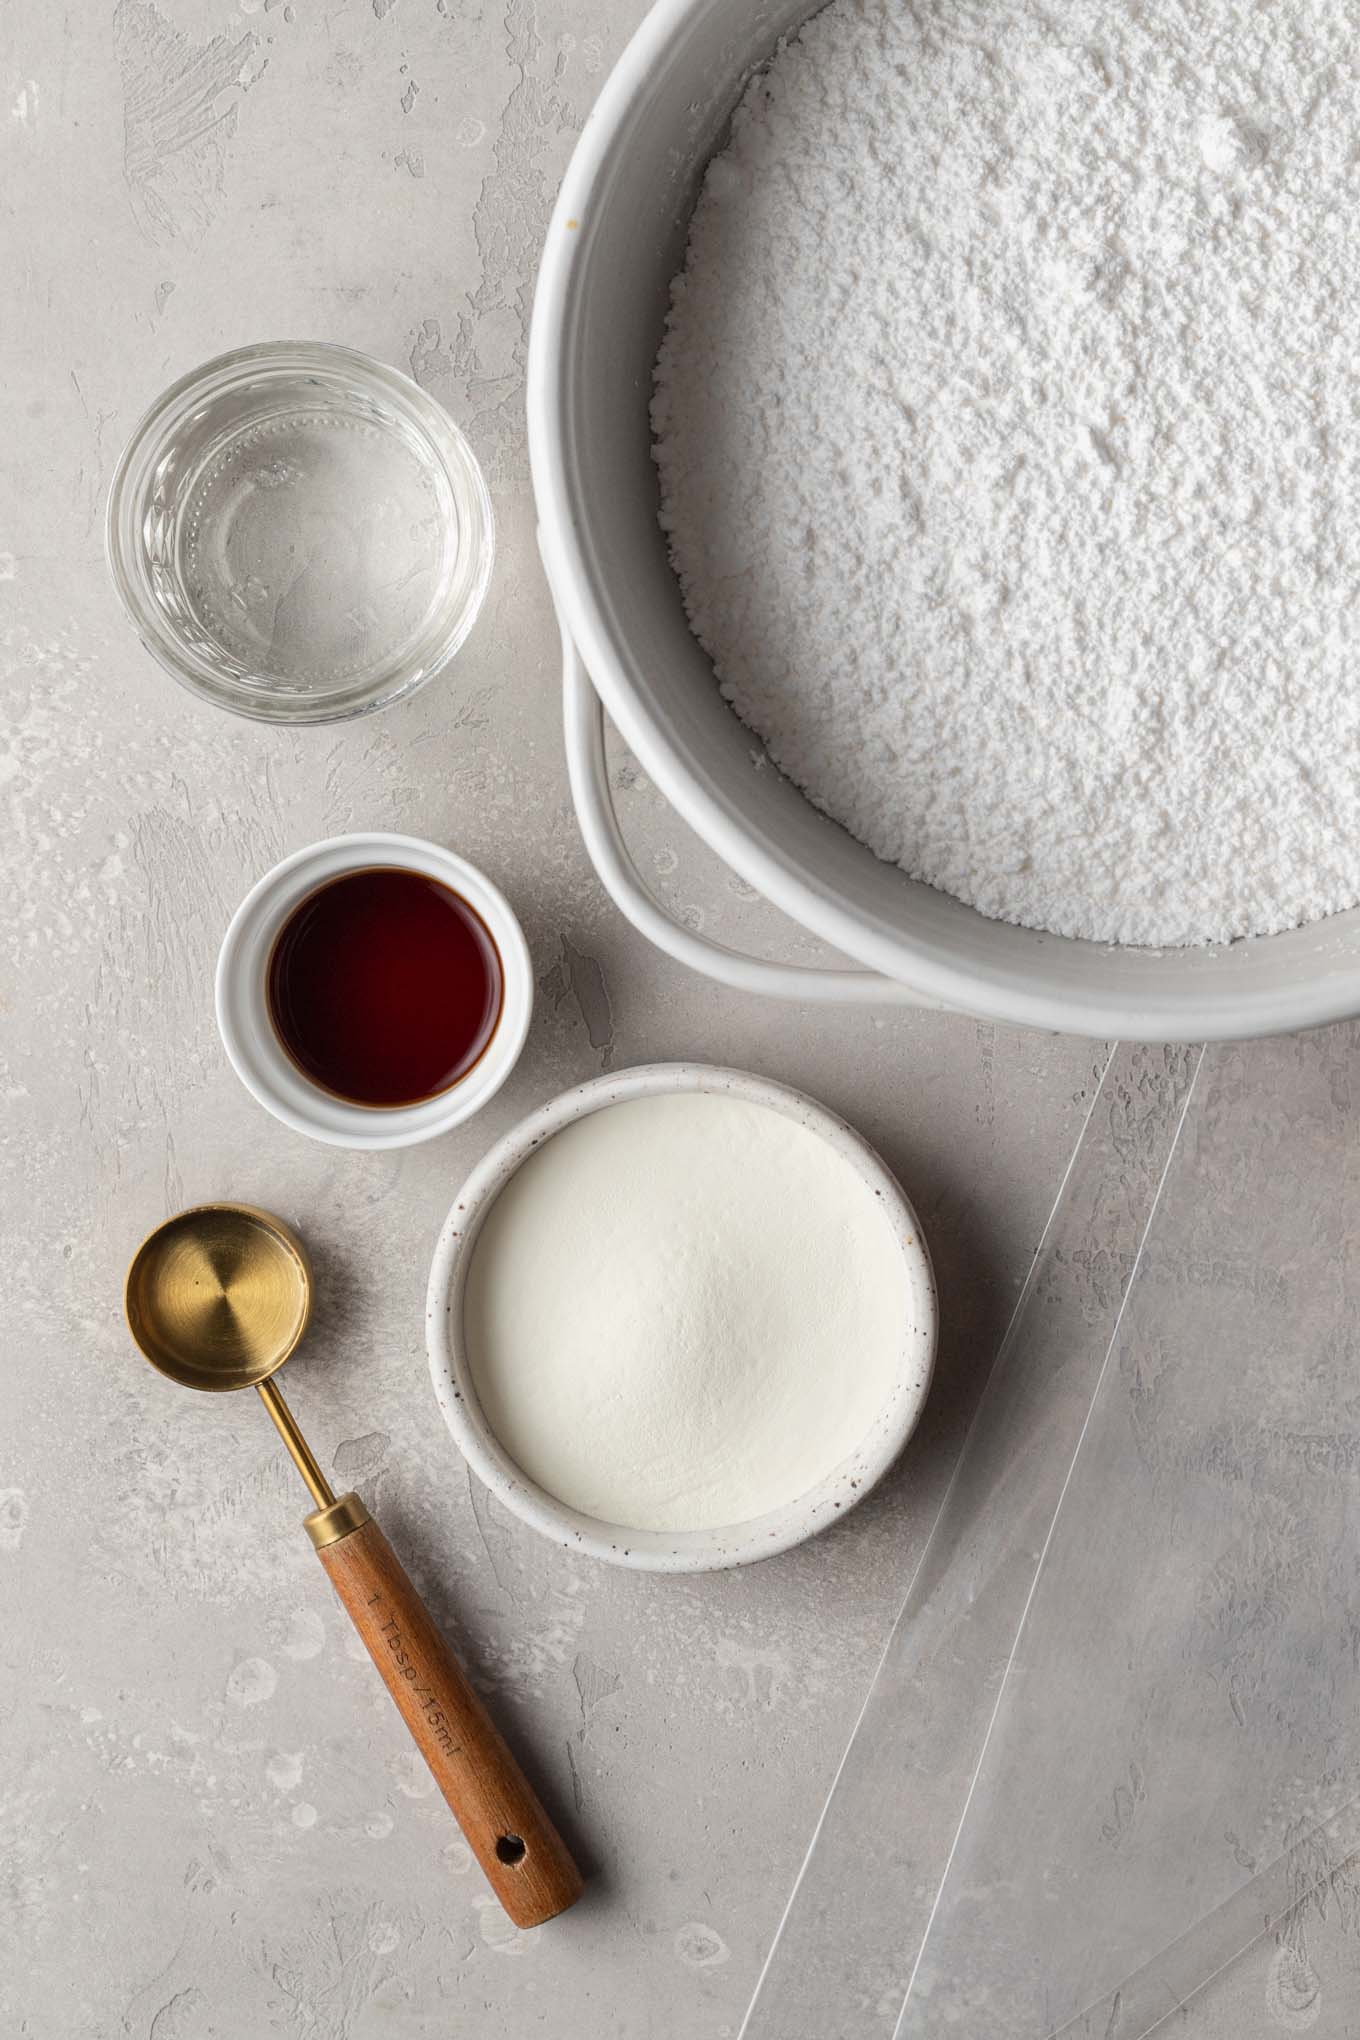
left=124, top=1202, right=583, bottom=1928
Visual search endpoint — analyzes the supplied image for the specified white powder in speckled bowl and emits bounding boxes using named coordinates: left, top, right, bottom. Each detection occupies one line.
left=460, top=1090, right=912, bottom=1533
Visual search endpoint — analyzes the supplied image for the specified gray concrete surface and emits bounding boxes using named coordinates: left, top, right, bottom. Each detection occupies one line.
left=3, top=5, right=1359, bottom=2037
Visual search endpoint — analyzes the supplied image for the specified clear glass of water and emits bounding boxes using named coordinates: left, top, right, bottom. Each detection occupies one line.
left=106, top=342, right=494, bottom=724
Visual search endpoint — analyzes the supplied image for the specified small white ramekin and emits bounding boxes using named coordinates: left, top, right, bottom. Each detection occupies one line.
left=216, top=832, right=532, bottom=1149
left=426, top=1063, right=938, bottom=1571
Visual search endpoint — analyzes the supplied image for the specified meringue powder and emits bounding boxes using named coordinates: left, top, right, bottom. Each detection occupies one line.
left=652, top=0, right=1360, bottom=948
left=462, top=1093, right=909, bottom=1533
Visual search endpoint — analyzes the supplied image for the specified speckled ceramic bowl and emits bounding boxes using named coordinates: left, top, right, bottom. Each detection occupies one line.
left=426, top=1062, right=937, bottom=1572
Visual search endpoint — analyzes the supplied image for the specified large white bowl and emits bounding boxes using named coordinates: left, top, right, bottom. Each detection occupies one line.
left=426, top=1063, right=938, bottom=1572
left=528, top=0, right=1360, bottom=1040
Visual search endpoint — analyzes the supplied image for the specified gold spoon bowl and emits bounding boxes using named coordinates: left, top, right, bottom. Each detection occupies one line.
left=123, top=1200, right=583, bottom=1928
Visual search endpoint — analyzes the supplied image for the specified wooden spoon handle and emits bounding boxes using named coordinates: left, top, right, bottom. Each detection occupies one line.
left=309, top=1497, right=583, bottom=1927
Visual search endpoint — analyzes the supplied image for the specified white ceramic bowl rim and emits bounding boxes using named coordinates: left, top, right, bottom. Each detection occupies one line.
left=426, top=1061, right=938, bottom=1572
left=215, top=832, right=533, bottom=1150
left=526, top=0, right=1360, bottom=1041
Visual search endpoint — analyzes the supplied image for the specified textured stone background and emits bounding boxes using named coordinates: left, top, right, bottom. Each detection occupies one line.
left=3, top=4, right=1359, bottom=2037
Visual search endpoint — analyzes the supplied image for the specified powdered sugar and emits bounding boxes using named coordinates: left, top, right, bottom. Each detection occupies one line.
left=652, top=0, right=1360, bottom=947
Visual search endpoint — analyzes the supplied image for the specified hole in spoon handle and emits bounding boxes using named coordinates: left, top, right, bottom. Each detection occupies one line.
left=309, top=1502, right=584, bottom=1926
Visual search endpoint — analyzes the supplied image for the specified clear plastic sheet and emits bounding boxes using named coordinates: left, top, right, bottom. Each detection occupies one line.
left=899, top=1032, right=1360, bottom=2037
left=1044, top=1794, right=1360, bottom=2038
left=741, top=1043, right=1202, bottom=2038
